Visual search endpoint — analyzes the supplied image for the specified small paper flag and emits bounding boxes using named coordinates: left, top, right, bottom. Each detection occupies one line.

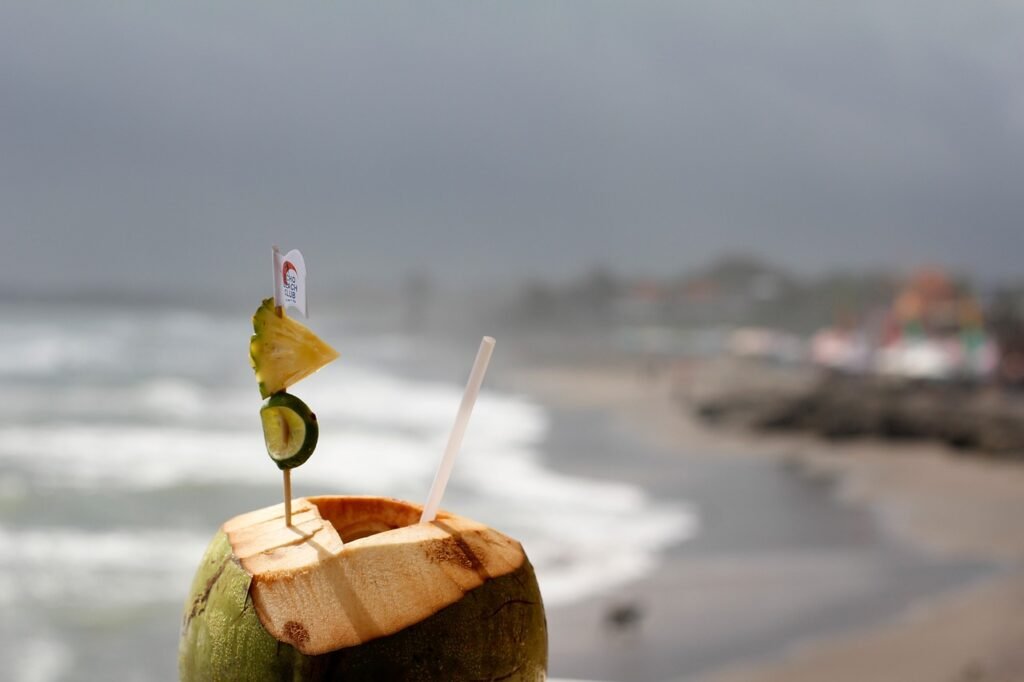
left=272, top=246, right=308, bottom=317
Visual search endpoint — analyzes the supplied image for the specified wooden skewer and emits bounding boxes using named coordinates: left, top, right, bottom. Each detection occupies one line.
left=283, top=469, right=293, bottom=527
left=274, top=303, right=293, bottom=526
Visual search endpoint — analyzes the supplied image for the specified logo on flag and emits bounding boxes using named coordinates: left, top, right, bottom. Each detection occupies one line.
left=272, top=247, right=308, bottom=317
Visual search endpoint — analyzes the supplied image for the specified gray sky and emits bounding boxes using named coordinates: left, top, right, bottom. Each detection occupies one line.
left=1, top=2, right=1023, bottom=297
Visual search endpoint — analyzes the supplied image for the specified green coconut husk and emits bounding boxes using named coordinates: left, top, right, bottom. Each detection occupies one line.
left=179, top=496, right=547, bottom=681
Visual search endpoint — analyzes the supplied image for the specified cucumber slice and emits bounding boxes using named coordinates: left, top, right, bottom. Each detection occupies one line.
left=259, top=392, right=319, bottom=470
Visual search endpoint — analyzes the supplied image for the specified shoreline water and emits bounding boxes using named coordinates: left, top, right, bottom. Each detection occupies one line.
left=4, top=299, right=1023, bottom=681
left=0, top=307, right=703, bottom=682
left=511, top=361, right=1024, bottom=682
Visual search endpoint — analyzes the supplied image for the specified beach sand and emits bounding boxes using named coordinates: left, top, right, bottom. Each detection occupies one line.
left=512, top=362, right=1024, bottom=682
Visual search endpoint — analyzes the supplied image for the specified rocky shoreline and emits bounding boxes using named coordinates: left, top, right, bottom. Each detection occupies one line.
left=691, top=360, right=1024, bottom=459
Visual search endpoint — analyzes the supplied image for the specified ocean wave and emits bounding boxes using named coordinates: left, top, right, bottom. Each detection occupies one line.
left=6, top=636, right=73, bottom=682
left=0, top=307, right=245, bottom=379
left=0, top=310, right=697, bottom=606
left=0, top=364, right=546, bottom=436
left=0, top=525, right=209, bottom=608
left=0, top=500, right=693, bottom=615
left=0, top=404, right=696, bottom=606
left=0, top=450, right=695, bottom=609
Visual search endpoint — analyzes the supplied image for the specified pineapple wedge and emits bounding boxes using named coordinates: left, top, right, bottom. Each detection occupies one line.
left=250, top=298, right=339, bottom=398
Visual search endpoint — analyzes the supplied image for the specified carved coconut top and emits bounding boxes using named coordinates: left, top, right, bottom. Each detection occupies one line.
left=221, top=496, right=526, bottom=655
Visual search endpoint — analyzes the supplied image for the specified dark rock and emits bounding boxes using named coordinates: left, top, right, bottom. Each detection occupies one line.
left=689, top=362, right=1024, bottom=459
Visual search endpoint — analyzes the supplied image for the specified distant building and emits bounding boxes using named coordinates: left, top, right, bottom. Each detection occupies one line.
left=891, top=267, right=979, bottom=335
left=810, top=267, right=998, bottom=381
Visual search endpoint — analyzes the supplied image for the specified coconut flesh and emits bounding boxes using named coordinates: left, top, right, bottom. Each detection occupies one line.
left=179, top=496, right=547, bottom=681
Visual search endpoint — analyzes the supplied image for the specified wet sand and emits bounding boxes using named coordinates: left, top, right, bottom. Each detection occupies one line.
left=512, top=363, right=1024, bottom=682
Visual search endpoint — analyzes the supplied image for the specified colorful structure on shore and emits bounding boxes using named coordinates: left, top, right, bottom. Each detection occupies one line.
left=811, top=267, right=998, bottom=380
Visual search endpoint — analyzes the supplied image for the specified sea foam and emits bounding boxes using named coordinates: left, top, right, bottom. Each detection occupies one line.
left=0, top=306, right=697, bottom=612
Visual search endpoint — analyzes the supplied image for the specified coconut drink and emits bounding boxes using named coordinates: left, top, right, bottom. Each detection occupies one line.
left=178, top=496, right=547, bottom=681
left=179, top=262, right=546, bottom=680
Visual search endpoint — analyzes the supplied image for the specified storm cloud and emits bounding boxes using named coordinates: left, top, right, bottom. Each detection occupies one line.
left=1, top=2, right=1022, bottom=297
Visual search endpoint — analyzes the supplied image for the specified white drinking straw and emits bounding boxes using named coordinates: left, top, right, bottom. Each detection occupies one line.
left=420, top=336, right=496, bottom=524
